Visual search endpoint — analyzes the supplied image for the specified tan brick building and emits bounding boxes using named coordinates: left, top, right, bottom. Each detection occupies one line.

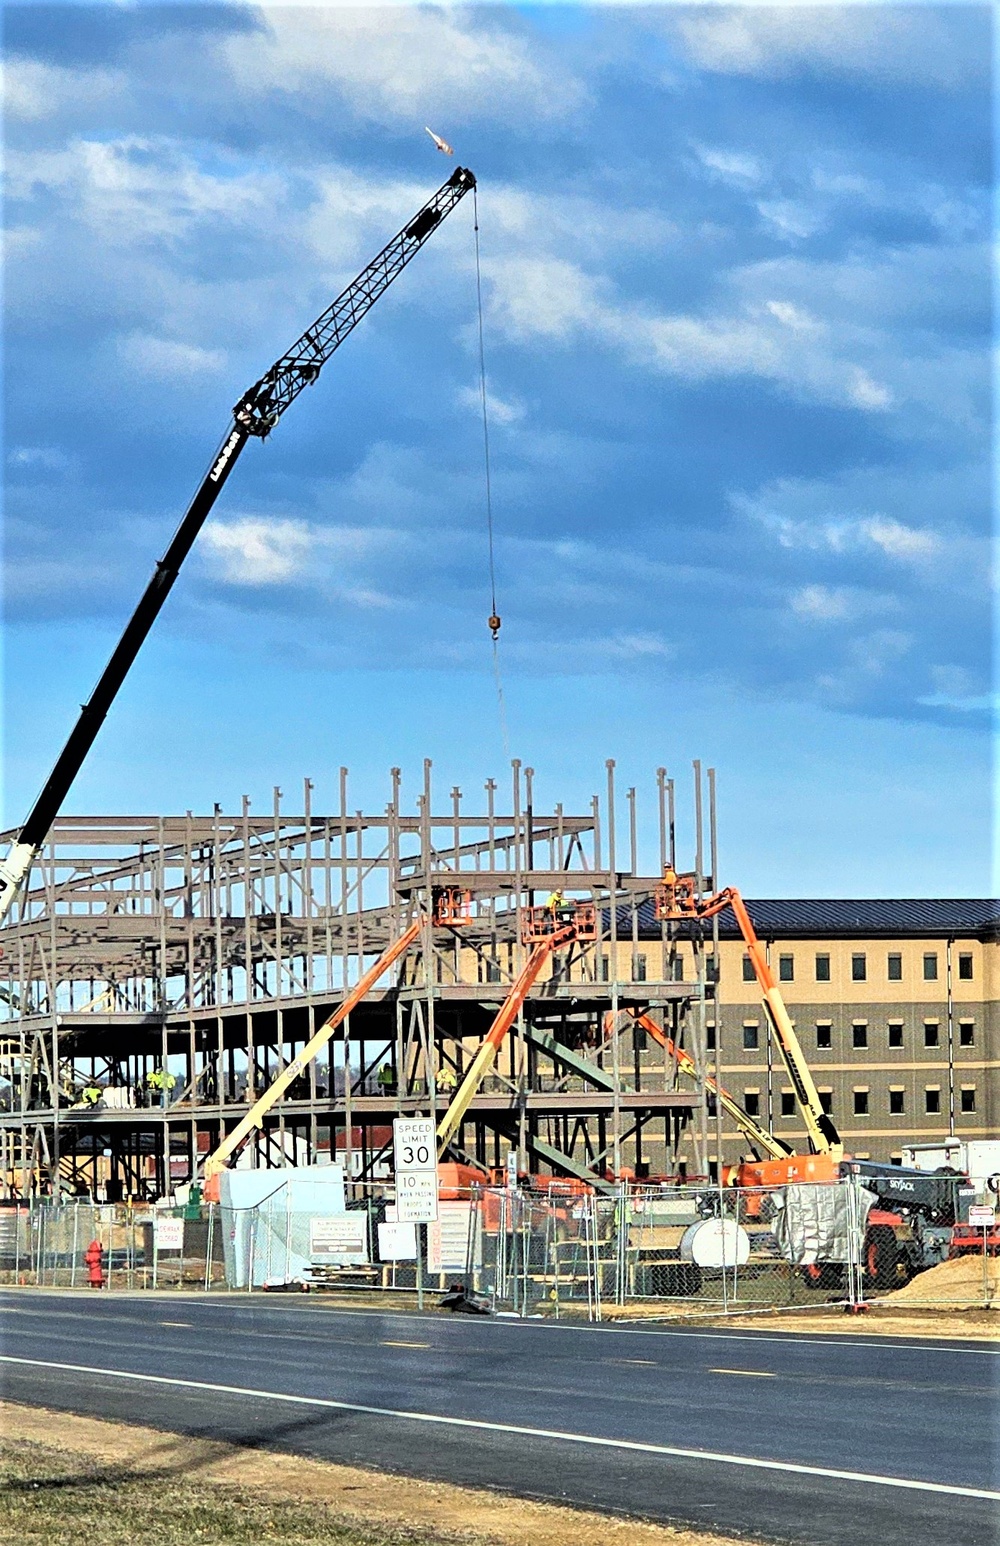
left=643, top=899, right=999, bottom=1170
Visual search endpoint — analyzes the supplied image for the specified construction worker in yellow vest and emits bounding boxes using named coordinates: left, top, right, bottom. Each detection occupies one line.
left=146, top=1068, right=177, bottom=1106
left=436, top=1065, right=458, bottom=1096
left=81, top=1082, right=102, bottom=1106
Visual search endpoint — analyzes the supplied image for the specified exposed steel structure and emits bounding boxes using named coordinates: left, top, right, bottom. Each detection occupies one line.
left=0, top=763, right=718, bottom=1200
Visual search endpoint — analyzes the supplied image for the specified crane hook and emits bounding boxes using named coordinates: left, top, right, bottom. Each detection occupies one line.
left=488, top=613, right=501, bottom=641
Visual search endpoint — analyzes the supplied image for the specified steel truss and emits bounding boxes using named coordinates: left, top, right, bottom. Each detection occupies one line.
left=0, top=761, right=719, bottom=1199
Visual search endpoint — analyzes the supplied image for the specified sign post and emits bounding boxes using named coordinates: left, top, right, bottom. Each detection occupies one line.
left=968, top=1205, right=995, bottom=1305
left=393, top=1117, right=438, bottom=1311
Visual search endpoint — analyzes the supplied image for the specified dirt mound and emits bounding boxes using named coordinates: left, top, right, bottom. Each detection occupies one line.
left=885, top=1252, right=999, bottom=1304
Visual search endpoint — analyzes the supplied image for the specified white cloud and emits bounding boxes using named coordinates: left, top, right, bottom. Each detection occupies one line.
left=201, top=517, right=315, bottom=584
left=200, top=515, right=401, bottom=605
left=756, top=199, right=820, bottom=242
left=1, top=57, right=122, bottom=122
left=6, top=137, right=288, bottom=245
left=222, top=9, right=582, bottom=124
left=791, top=584, right=852, bottom=622
left=692, top=144, right=765, bottom=187
left=485, top=253, right=893, bottom=412
left=457, top=384, right=525, bottom=426
left=7, top=445, right=70, bottom=471
left=863, top=517, right=940, bottom=562
left=670, top=8, right=985, bottom=90
left=119, top=333, right=225, bottom=379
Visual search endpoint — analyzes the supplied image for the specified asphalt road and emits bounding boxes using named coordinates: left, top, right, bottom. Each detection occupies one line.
left=1, top=1292, right=997, bottom=1546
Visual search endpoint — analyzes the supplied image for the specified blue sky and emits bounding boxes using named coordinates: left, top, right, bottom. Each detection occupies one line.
left=2, top=3, right=992, bottom=894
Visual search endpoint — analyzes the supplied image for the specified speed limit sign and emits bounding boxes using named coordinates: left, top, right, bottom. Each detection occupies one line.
left=393, top=1117, right=438, bottom=1222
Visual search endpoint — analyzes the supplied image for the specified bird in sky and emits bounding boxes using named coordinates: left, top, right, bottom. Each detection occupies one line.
left=424, top=127, right=454, bottom=156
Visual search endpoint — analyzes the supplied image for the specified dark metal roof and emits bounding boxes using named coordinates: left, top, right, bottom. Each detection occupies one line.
left=619, top=898, right=1000, bottom=941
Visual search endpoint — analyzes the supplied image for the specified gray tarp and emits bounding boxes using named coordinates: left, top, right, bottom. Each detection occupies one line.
left=770, top=1183, right=878, bottom=1265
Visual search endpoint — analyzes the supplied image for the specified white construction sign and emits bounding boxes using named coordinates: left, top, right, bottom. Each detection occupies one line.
left=309, top=1214, right=369, bottom=1265
left=154, top=1216, right=184, bottom=1251
left=393, top=1116, right=438, bottom=1222
left=427, top=1201, right=474, bottom=1274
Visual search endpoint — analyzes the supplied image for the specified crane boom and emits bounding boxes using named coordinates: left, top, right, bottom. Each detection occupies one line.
left=0, top=166, right=477, bottom=927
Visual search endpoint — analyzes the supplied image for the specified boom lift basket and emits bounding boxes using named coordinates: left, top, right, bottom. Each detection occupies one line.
left=521, top=902, right=596, bottom=945
left=431, top=887, right=472, bottom=927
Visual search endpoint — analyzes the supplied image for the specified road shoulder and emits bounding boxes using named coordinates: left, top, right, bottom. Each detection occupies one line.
left=0, top=1401, right=762, bottom=1546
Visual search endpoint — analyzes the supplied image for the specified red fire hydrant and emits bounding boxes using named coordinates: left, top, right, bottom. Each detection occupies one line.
left=84, top=1238, right=105, bottom=1289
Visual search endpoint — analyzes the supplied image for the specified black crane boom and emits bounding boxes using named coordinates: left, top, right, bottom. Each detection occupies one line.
left=0, top=165, right=476, bottom=922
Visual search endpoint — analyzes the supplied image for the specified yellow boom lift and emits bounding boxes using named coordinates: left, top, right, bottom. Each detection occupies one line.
left=436, top=902, right=596, bottom=1156
left=202, top=888, right=469, bottom=1197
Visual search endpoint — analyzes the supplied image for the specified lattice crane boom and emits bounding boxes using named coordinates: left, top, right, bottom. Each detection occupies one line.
left=0, top=167, right=476, bottom=926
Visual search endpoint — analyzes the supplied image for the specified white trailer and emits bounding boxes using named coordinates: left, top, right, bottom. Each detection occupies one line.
left=900, top=1138, right=1000, bottom=1201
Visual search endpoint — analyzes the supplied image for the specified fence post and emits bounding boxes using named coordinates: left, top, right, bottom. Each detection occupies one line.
left=204, top=1203, right=215, bottom=1292
left=70, top=1203, right=79, bottom=1288
left=984, top=1222, right=990, bottom=1309
left=845, top=1174, right=863, bottom=1310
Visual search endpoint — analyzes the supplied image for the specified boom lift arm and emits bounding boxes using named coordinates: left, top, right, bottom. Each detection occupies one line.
left=437, top=904, right=596, bottom=1155
left=656, top=873, right=843, bottom=1162
left=616, top=1008, right=793, bottom=1163
left=202, top=887, right=471, bottom=1188
left=0, top=167, right=477, bottom=928
left=203, top=917, right=423, bottom=1187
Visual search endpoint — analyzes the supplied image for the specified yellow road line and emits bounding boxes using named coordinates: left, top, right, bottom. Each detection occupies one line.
left=381, top=1339, right=430, bottom=1349
left=160, top=1321, right=193, bottom=1328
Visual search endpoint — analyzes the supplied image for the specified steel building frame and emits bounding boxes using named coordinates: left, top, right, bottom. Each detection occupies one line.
left=0, top=761, right=719, bottom=1199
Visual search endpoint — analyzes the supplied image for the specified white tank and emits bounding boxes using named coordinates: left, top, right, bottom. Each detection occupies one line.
left=679, top=1217, right=751, bottom=1268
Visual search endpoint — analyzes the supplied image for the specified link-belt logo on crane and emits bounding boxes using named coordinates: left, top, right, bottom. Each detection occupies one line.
left=209, top=430, right=241, bottom=483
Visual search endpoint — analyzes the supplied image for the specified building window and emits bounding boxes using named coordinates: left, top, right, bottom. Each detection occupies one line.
left=671, top=955, right=685, bottom=982
left=853, top=1090, right=869, bottom=1115
left=889, top=1089, right=905, bottom=1115
left=705, top=953, right=720, bottom=983
left=959, top=1021, right=975, bottom=1048
left=819, top=1090, right=833, bottom=1115
left=961, top=1087, right=976, bottom=1113
left=887, top=953, right=902, bottom=981
left=743, top=1023, right=759, bottom=1051
left=485, top=958, right=501, bottom=983
left=706, top=1022, right=717, bottom=1051
left=599, top=954, right=610, bottom=982
left=958, top=953, right=973, bottom=981
left=925, top=1087, right=941, bottom=1115
left=852, top=953, right=867, bottom=981
left=923, top=952, right=938, bottom=981
left=742, top=954, right=755, bottom=983
left=779, top=954, right=794, bottom=982
left=744, top=1090, right=760, bottom=1116
left=632, top=954, right=647, bottom=982
left=924, top=1021, right=939, bottom=1048
left=816, top=1023, right=832, bottom=1049
left=815, top=953, right=831, bottom=982
left=888, top=1023, right=904, bottom=1048
left=780, top=1091, right=795, bottom=1117
left=852, top=1023, right=868, bottom=1049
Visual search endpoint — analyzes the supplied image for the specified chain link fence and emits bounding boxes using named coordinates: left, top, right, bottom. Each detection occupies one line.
left=1, top=1173, right=992, bottom=1316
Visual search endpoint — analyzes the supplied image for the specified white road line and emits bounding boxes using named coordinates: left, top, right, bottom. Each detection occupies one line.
left=2, top=1354, right=996, bottom=1502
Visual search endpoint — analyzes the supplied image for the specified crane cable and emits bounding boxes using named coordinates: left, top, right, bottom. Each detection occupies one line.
left=473, top=185, right=509, bottom=757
